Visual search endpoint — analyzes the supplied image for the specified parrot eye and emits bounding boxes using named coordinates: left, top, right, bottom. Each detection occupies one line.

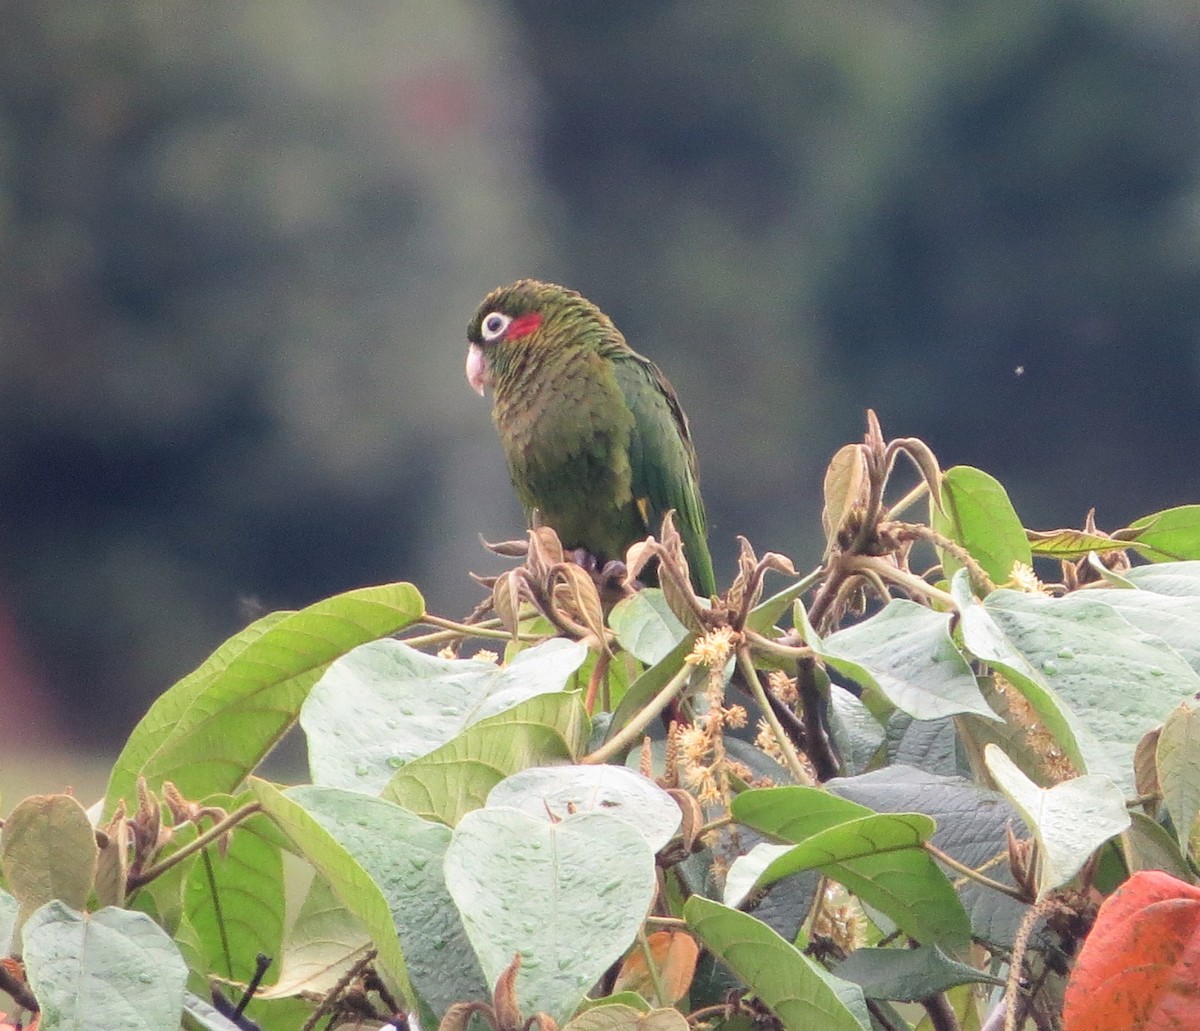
left=481, top=312, right=511, bottom=343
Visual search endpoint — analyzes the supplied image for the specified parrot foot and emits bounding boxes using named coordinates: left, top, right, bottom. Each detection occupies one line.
left=569, top=549, right=640, bottom=601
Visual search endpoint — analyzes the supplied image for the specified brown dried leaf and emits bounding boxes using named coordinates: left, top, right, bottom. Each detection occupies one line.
left=659, top=511, right=687, bottom=572
left=612, top=931, right=700, bottom=1006
left=758, top=551, right=798, bottom=577
left=864, top=408, right=885, bottom=455
left=492, top=570, right=521, bottom=638
left=481, top=535, right=530, bottom=558
left=822, top=443, right=868, bottom=551
left=528, top=526, right=565, bottom=580
left=439, top=1002, right=482, bottom=1031
left=134, top=776, right=162, bottom=856
left=886, top=437, right=944, bottom=516
left=726, top=537, right=759, bottom=615
left=1134, top=726, right=1162, bottom=808
left=624, top=538, right=660, bottom=584
left=667, top=787, right=705, bottom=854
left=492, top=954, right=524, bottom=1031
left=94, top=799, right=129, bottom=909
left=554, top=562, right=608, bottom=650
left=657, top=512, right=703, bottom=629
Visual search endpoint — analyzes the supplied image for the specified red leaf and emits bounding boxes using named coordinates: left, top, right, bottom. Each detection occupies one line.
left=1064, top=870, right=1200, bottom=1030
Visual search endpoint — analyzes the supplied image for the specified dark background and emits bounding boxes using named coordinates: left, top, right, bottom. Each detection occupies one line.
left=3, top=1, right=1199, bottom=749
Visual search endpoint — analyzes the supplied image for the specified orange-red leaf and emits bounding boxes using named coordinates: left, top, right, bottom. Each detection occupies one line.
left=611, top=931, right=699, bottom=1005
left=1064, top=870, right=1200, bottom=1030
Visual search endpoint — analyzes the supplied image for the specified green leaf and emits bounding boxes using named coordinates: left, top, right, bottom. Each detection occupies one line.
left=827, top=687, right=886, bottom=776
left=183, top=805, right=285, bottom=985
left=302, top=636, right=586, bottom=791
left=747, top=575, right=817, bottom=635
left=285, top=786, right=487, bottom=1018
left=382, top=691, right=590, bottom=825
left=1121, top=811, right=1194, bottom=881
left=811, top=600, right=996, bottom=721
left=255, top=873, right=368, bottom=1000
left=24, top=901, right=187, bottom=1031
left=1085, top=589, right=1200, bottom=676
left=685, top=896, right=870, bottom=1031
left=0, top=889, right=16, bottom=957
left=105, top=582, right=425, bottom=815
left=182, top=988, right=252, bottom=1029
left=733, top=785, right=874, bottom=840
left=487, top=765, right=681, bottom=853
left=129, top=822, right=199, bottom=937
left=1127, top=506, right=1200, bottom=561
left=564, top=1003, right=689, bottom=1031
left=833, top=944, right=1002, bottom=1001
left=607, top=636, right=694, bottom=742
left=609, top=589, right=689, bottom=665
left=1156, top=704, right=1200, bottom=848
left=248, top=778, right=413, bottom=1008
left=1026, top=528, right=1138, bottom=560
left=932, top=466, right=1031, bottom=585
left=984, top=745, right=1129, bottom=897
left=1123, top=560, right=1200, bottom=596
left=951, top=571, right=1091, bottom=776
left=0, top=794, right=97, bottom=930
left=444, top=808, right=657, bottom=1024
left=983, top=587, right=1200, bottom=787
left=725, top=811, right=969, bottom=951
left=733, top=787, right=971, bottom=949
left=827, top=767, right=1030, bottom=950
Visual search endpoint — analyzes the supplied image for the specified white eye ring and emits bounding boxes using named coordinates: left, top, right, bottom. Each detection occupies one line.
left=481, top=311, right=511, bottom=343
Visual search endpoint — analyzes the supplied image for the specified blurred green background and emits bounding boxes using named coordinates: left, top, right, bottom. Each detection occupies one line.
left=3, top=0, right=1199, bottom=755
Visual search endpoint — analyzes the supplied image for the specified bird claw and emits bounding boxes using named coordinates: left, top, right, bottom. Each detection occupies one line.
left=566, top=550, right=638, bottom=600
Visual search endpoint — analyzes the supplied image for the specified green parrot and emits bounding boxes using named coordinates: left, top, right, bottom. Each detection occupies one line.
left=466, top=279, right=716, bottom=597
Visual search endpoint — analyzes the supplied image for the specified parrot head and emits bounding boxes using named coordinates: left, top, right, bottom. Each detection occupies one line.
left=466, top=279, right=614, bottom=396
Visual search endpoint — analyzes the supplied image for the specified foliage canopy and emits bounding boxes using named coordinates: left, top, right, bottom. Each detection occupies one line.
left=5, top=413, right=1200, bottom=1030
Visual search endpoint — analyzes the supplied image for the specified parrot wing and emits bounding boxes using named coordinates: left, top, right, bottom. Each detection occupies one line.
left=610, top=350, right=716, bottom=596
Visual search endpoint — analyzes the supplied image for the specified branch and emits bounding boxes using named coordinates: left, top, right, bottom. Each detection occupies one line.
left=736, top=646, right=813, bottom=785
left=581, top=662, right=694, bottom=765
left=128, top=802, right=263, bottom=890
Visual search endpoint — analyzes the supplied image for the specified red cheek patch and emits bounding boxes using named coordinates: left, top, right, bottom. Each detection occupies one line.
left=507, top=312, right=543, bottom=340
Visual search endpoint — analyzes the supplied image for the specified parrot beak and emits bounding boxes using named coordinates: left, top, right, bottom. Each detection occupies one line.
left=466, top=343, right=489, bottom=396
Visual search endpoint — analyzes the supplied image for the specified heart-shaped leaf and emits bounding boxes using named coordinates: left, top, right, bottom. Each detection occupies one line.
left=444, top=807, right=656, bottom=1023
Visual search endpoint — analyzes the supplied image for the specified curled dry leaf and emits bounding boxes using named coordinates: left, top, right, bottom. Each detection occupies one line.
left=438, top=1002, right=479, bottom=1031
left=492, top=953, right=524, bottom=1031
left=886, top=437, right=943, bottom=516
left=624, top=538, right=658, bottom=585
left=725, top=537, right=759, bottom=615
left=758, top=551, right=798, bottom=577
left=481, top=535, right=531, bottom=559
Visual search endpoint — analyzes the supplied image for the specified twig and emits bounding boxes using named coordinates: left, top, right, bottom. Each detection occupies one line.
left=922, top=990, right=963, bottom=1031
left=581, top=662, right=694, bottom=765
left=736, top=646, right=813, bottom=785
left=128, top=802, right=263, bottom=890
left=924, top=841, right=1026, bottom=900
